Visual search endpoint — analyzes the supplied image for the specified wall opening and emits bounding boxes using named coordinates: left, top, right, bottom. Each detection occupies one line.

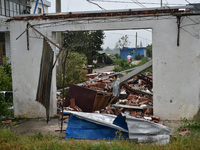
left=57, top=29, right=153, bottom=117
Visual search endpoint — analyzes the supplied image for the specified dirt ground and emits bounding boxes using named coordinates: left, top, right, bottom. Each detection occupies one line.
left=12, top=118, right=68, bottom=138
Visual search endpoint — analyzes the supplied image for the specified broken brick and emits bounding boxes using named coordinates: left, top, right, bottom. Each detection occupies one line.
left=70, top=98, right=75, bottom=108
left=131, top=111, right=136, bottom=117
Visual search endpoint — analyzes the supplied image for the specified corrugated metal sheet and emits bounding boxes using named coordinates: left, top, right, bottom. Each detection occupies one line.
left=36, top=39, right=54, bottom=122
left=125, top=114, right=170, bottom=144
left=63, top=111, right=170, bottom=144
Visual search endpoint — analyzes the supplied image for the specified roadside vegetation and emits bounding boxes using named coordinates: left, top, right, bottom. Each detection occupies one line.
left=0, top=57, right=13, bottom=119
left=113, top=55, right=151, bottom=73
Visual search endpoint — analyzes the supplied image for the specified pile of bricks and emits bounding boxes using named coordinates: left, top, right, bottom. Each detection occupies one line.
left=57, top=71, right=163, bottom=124
left=83, top=72, right=116, bottom=92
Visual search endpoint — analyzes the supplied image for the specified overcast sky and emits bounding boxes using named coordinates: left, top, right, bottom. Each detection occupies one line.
left=47, top=0, right=199, bottom=49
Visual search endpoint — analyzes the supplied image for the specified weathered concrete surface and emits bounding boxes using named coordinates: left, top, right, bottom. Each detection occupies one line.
left=12, top=119, right=67, bottom=137
left=10, top=13, right=200, bottom=120
left=10, top=21, right=57, bottom=118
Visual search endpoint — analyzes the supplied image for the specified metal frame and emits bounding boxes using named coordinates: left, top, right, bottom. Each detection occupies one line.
left=33, top=0, right=44, bottom=14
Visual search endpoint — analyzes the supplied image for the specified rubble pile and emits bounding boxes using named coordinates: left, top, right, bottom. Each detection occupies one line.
left=83, top=72, right=116, bottom=92
left=57, top=70, right=163, bottom=124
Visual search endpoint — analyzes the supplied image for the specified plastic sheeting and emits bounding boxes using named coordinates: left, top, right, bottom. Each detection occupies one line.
left=64, top=111, right=128, bottom=139
left=64, top=111, right=170, bottom=144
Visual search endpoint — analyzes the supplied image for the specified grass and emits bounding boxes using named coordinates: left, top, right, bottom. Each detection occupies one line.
left=0, top=126, right=200, bottom=150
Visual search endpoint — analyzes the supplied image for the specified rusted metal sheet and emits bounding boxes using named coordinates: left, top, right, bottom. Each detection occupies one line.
left=36, top=39, right=54, bottom=122
left=64, top=85, right=97, bottom=112
left=93, top=92, right=112, bottom=111
left=64, top=85, right=112, bottom=112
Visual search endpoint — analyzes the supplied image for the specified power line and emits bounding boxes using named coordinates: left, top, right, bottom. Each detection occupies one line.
left=90, top=0, right=186, bottom=6
left=185, top=0, right=200, bottom=12
left=86, top=0, right=106, bottom=10
left=105, top=32, right=152, bottom=42
left=132, top=0, right=146, bottom=8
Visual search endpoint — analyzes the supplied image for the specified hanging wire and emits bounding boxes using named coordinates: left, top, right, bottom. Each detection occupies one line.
left=90, top=0, right=186, bottom=6
left=86, top=0, right=106, bottom=10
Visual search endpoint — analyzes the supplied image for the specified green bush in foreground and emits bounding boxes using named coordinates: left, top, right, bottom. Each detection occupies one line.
left=0, top=127, right=200, bottom=150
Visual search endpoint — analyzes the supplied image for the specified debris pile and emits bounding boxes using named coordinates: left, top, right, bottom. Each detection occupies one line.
left=57, top=68, right=163, bottom=124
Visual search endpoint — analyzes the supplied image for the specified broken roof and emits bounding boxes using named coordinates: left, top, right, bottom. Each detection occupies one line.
left=8, top=6, right=194, bottom=21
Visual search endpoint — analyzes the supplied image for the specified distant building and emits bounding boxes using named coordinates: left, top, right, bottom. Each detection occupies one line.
left=0, top=0, right=51, bottom=65
left=30, top=0, right=51, bottom=14
left=120, top=47, right=147, bottom=59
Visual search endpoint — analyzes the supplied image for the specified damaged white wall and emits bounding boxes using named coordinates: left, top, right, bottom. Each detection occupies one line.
left=10, top=14, right=200, bottom=120
left=10, top=21, right=57, bottom=118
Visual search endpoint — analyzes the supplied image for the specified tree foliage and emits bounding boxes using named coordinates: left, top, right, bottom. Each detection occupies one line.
left=57, top=51, right=87, bottom=89
left=63, top=31, right=104, bottom=64
left=0, top=58, right=13, bottom=117
left=0, top=58, right=12, bottom=91
left=118, top=35, right=130, bottom=50
left=147, top=44, right=152, bottom=58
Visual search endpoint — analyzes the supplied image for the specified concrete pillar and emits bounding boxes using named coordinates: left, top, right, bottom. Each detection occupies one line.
left=56, top=0, right=61, bottom=13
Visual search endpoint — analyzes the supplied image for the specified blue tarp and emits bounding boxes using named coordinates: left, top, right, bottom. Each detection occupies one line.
left=64, top=111, right=171, bottom=144
left=65, top=114, right=128, bottom=139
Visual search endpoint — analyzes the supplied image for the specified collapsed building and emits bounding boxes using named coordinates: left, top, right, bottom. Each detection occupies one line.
left=8, top=6, right=200, bottom=122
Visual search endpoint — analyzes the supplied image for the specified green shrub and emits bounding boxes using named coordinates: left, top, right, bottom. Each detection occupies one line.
left=0, top=58, right=13, bottom=118
left=57, top=51, right=87, bottom=96
left=0, top=66, right=12, bottom=91
left=135, top=54, right=144, bottom=60
left=179, top=117, right=200, bottom=133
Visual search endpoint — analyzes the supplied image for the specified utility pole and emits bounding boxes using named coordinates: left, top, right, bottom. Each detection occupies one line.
left=56, top=0, right=61, bottom=45
left=135, top=32, right=137, bottom=58
left=161, top=0, right=162, bottom=8
left=56, top=0, right=61, bottom=12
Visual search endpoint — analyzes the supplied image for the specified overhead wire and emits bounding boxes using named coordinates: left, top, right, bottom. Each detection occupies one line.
left=86, top=0, right=106, bottom=10
left=90, top=0, right=186, bottom=6
left=132, top=0, right=146, bottom=8
left=185, top=0, right=200, bottom=11
left=106, top=32, right=152, bottom=42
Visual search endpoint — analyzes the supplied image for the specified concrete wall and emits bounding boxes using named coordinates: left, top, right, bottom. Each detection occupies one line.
left=10, top=21, right=56, bottom=118
left=10, top=15, right=200, bottom=120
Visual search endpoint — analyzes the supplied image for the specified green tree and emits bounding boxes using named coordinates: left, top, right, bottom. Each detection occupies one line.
left=0, top=58, right=13, bottom=117
left=57, top=51, right=87, bottom=90
left=63, top=31, right=104, bottom=64
left=118, top=35, right=130, bottom=50
left=147, top=44, right=152, bottom=58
